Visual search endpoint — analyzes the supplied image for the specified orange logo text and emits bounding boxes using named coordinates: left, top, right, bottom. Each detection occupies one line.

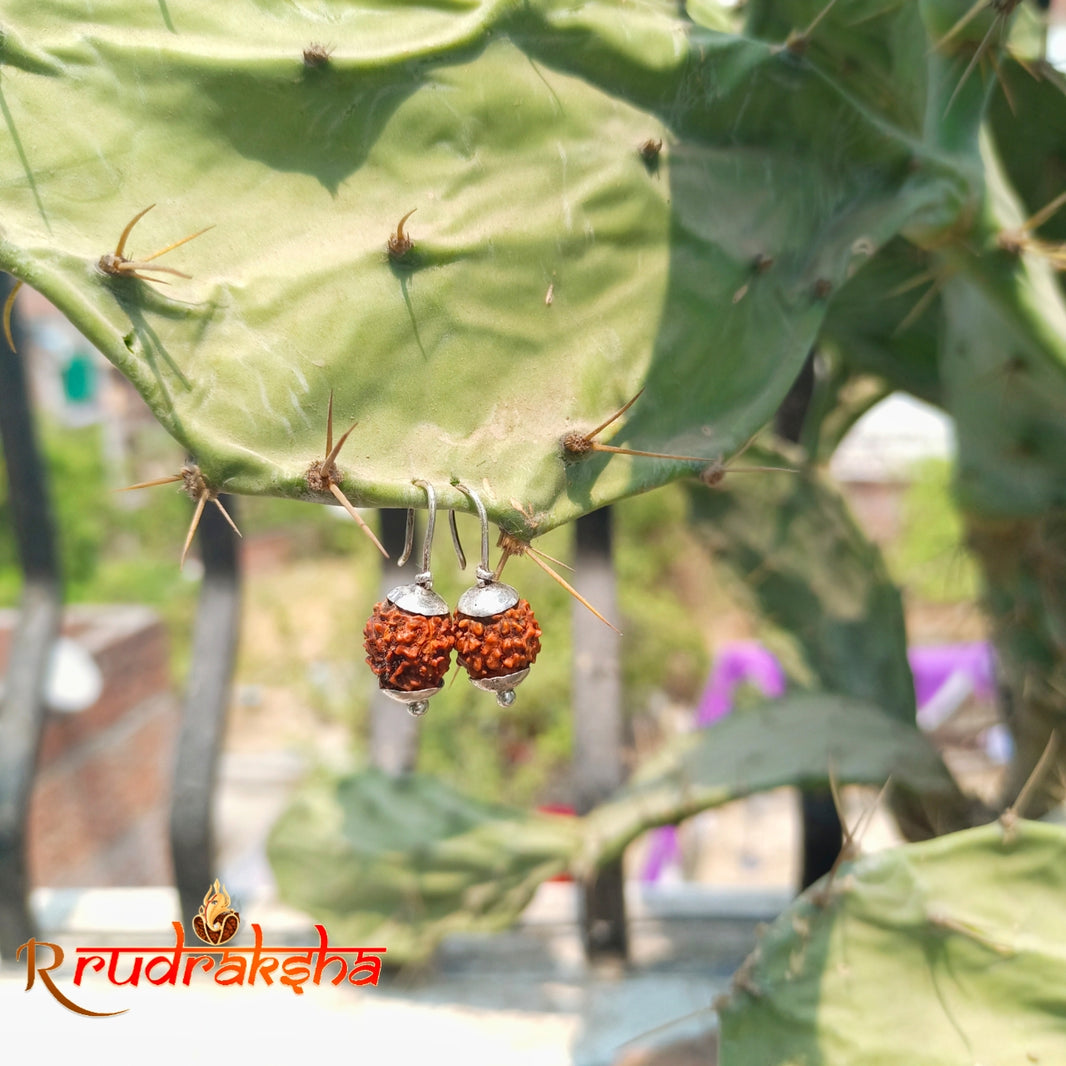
left=19, top=922, right=386, bottom=1016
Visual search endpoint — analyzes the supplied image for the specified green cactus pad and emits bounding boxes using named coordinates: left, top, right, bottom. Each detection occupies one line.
left=1, top=1, right=972, bottom=536
left=580, top=694, right=962, bottom=872
left=266, top=767, right=578, bottom=963
left=718, top=820, right=1066, bottom=1065
left=688, top=469, right=921, bottom=722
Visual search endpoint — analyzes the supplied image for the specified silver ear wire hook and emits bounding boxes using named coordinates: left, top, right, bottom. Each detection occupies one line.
left=398, top=481, right=438, bottom=579
left=454, top=483, right=493, bottom=585
left=448, top=510, right=467, bottom=571
left=412, top=479, right=436, bottom=585
left=398, top=506, right=416, bottom=568
left=388, top=482, right=444, bottom=611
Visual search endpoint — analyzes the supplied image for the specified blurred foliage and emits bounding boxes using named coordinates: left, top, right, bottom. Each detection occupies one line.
left=267, top=694, right=965, bottom=965
left=688, top=457, right=917, bottom=725
left=615, top=483, right=714, bottom=710
left=0, top=422, right=110, bottom=602
left=889, top=457, right=981, bottom=604
left=0, top=420, right=199, bottom=672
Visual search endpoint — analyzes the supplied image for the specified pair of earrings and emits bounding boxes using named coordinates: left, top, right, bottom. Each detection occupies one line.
left=362, top=482, right=542, bottom=717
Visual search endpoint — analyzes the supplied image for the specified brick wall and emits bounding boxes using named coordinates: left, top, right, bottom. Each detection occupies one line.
left=0, top=605, right=178, bottom=886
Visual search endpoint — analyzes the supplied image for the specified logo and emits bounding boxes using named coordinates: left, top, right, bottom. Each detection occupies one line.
left=16, top=879, right=385, bottom=1016
left=192, top=879, right=240, bottom=945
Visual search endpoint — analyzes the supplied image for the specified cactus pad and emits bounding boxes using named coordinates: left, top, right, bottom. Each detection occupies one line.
left=718, top=820, right=1066, bottom=1065
left=0, top=1, right=975, bottom=536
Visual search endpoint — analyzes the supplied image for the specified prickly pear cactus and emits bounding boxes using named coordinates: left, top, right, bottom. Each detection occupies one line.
left=267, top=767, right=579, bottom=962
left=805, top=27, right=1066, bottom=814
left=268, top=695, right=962, bottom=963
left=580, top=693, right=965, bottom=872
left=0, top=0, right=976, bottom=536
left=717, top=820, right=1066, bottom=1065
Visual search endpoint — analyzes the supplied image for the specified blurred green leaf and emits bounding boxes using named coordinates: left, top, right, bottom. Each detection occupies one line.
left=687, top=469, right=917, bottom=724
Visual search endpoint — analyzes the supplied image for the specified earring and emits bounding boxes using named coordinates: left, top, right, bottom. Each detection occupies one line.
left=362, top=481, right=454, bottom=717
left=451, top=484, right=541, bottom=707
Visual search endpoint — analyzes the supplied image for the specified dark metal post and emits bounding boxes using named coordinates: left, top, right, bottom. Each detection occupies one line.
left=169, top=493, right=241, bottom=927
left=369, top=508, right=419, bottom=774
left=774, top=352, right=844, bottom=889
left=0, top=276, right=63, bottom=959
left=572, top=507, right=627, bottom=959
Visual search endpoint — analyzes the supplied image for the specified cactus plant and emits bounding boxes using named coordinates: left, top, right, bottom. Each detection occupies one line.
left=8, top=0, right=1066, bottom=1004
left=717, top=819, right=1066, bottom=1065
left=580, top=692, right=965, bottom=875
left=686, top=460, right=988, bottom=838
left=806, top=37, right=1066, bottom=815
left=0, top=0, right=979, bottom=541
left=268, top=693, right=964, bottom=963
left=689, top=462, right=919, bottom=725
left=266, top=766, right=580, bottom=960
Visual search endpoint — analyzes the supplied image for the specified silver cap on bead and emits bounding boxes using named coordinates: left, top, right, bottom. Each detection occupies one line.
left=469, top=668, right=530, bottom=707
left=380, top=685, right=442, bottom=717
left=387, top=579, right=449, bottom=617
left=456, top=565, right=519, bottom=618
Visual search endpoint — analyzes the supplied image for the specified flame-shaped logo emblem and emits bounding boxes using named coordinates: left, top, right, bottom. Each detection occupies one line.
left=192, top=879, right=240, bottom=945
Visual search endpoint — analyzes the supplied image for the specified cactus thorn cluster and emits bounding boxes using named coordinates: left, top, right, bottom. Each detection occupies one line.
left=387, top=209, right=417, bottom=261
left=118, top=464, right=241, bottom=569
left=302, top=42, right=334, bottom=68
left=97, top=203, right=214, bottom=283
left=305, top=391, right=389, bottom=558
left=496, top=531, right=620, bottom=634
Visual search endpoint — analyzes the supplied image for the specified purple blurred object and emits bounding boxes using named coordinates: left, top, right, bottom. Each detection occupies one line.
left=696, top=642, right=787, bottom=727
left=908, top=643, right=995, bottom=730
left=643, top=641, right=1001, bottom=883
left=643, top=643, right=787, bottom=882
left=641, top=821, right=683, bottom=884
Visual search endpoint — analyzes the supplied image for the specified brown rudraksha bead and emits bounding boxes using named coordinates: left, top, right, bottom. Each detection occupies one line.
left=363, top=601, right=455, bottom=692
left=453, top=599, right=542, bottom=680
